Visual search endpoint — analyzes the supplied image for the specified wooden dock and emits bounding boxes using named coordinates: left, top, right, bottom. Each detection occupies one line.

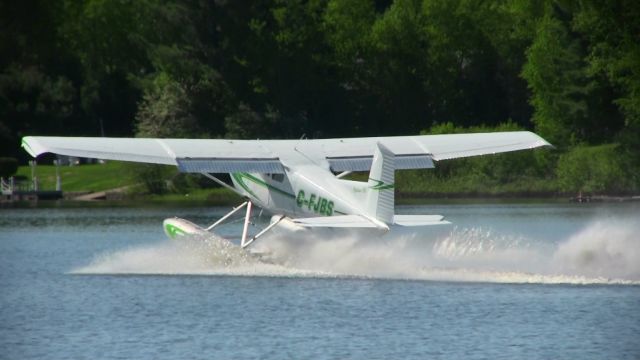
left=1, top=177, right=62, bottom=202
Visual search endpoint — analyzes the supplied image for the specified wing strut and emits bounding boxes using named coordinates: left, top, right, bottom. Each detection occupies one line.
left=201, top=172, right=244, bottom=196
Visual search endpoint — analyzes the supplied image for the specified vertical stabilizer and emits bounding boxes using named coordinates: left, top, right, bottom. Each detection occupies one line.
left=366, top=142, right=395, bottom=223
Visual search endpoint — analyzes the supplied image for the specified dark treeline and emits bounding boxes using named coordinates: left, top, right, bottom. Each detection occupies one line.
left=1, top=0, right=638, bottom=192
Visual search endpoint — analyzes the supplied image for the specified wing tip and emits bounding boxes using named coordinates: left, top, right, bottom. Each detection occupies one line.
left=526, top=131, right=554, bottom=149
left=21, top=136, right=42, bottom=158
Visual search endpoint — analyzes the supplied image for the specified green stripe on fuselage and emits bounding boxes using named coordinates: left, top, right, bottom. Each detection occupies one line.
left=232, top=172, right=349, bottom=216
left=231, top=172, right=296, bottom=199
left=369, top=178, right=394, bottom=190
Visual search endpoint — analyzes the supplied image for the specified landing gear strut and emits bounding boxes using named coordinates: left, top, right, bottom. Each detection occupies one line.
left=203, top=200, right=284, bottom=248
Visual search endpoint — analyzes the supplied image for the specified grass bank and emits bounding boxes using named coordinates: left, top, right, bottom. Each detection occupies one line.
left=16, top=162, right=137, bottom=192
left=14, top=160, right=561, bottom=202
left=14, top=162, right=242, bottom=203
left=13, top=157, right=635, bottom=205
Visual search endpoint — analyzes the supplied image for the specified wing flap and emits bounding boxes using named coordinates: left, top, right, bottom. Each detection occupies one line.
left=176, top=158, right=284, bottom=173
left=327, top=154, right=434, bottom=172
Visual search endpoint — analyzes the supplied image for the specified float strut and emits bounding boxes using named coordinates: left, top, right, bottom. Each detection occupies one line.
left=240, top=201, right=253, bottom=248
left=241, top=215, right=285, bottom=249
left=206, top=201, right=248, bottom=231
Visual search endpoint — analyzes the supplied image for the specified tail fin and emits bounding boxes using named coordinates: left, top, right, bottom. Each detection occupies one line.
left=366, top=142, right=395, bottom=223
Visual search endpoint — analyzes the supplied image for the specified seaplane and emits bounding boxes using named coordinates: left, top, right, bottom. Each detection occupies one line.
left=22, top=132, right=551, bottom=251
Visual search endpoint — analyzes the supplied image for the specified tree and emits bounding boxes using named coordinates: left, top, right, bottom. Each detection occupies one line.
left=422, top=0, right=509, bottom=127
left=0, top=0, right=81, bottom=160
left=225, top=103, right=270, bottom=139
left=135, top=73, right=199, bottom=138
left=572, top=1, right=640, bottom=154
left=145, top=45, right=235, bottom=137
left=522, top=10, right=590, bottom=147
left=0, top=65, right=75, bottom=160
left=322, top=0, right=377, bottom=134
left=58, top=0, right=155, bottom=136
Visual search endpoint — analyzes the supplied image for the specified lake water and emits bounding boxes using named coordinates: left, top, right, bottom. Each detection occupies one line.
left=1, top=201, right=639, bottom=359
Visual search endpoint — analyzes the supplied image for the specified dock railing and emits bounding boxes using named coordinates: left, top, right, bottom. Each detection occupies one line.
left=0, top=177, right=11, bottom=194
left=1, top=177, right=34, bottom=194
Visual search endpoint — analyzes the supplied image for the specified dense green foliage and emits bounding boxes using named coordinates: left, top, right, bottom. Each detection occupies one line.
left=556, top=144, right=635, bottom=193
left=2, top=0, right=638, bottom=194
left=0, top=157, right=18, bottom=177
left=393, top=122, right=558, bottom=196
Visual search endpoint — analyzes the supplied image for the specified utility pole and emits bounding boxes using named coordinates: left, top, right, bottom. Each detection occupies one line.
left=54, top=159, right=61, bottom=191
left=29, top=160, right=38, bottom=191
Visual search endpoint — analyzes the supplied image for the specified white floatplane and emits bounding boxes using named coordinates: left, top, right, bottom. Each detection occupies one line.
left=22, top=132, right=551, bottom=249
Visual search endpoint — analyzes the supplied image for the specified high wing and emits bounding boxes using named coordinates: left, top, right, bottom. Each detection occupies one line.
left=22, top=131, right=551, bottom=173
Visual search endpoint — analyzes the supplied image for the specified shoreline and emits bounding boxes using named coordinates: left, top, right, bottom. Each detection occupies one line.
left=3, top=190, right=639, bottom=208
left=396, top=192, right=640, bottom=203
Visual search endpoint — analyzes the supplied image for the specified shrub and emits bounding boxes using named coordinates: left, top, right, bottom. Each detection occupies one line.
left=0, top=157, right=18, bottom=177
left=130, top=164, right=174, bottom=194
left=556, top=144, right=631, bottom=193
left=414, top=122, right=557, bottom=193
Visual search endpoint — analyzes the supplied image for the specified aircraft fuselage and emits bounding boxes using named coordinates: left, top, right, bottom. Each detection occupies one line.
left=230, top=166, right=368, bottom=219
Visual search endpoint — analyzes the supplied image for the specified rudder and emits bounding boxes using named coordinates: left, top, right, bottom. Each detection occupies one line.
left=366, top=142, right=395, bottom=223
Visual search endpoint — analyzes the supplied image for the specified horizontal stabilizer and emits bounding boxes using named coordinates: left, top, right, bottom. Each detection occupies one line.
left=292, top=215, right=380, bottom=228
left=393, top=215, right=449, bottom=226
